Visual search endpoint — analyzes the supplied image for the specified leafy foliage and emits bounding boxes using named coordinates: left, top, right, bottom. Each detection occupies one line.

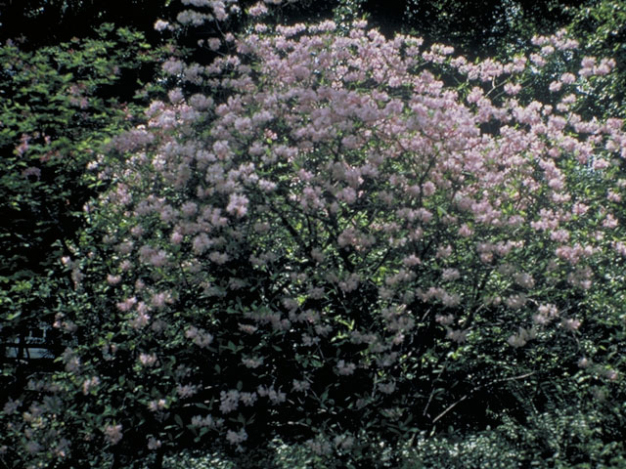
left=0, top=22, right=172, bottom=423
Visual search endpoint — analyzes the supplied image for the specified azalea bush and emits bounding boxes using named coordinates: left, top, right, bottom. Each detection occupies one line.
left=3, top=4, right=626, bottom=467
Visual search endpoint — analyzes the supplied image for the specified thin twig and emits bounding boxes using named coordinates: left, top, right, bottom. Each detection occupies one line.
left=432, top=371, right=536, bottom=424
left=423, top=358, right=449, bottom=418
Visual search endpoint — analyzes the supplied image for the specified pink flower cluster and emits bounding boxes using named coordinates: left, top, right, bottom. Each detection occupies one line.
left=54, top=17, right=626, bottom=458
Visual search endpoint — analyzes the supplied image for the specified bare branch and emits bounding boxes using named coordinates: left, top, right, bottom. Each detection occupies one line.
left=432, top=371, right=536, bottom=424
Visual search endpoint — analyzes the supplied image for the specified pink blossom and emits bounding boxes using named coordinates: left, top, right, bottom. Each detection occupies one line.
left=106, top=274, right=122, bottom=286
left=226, top=193, right=249, bottom=217
left=130, top=309, right=150, bottom=329
left=149, top=250, right=168, bottom=267
left=171, top=230, right=183, bottom=245
left=3, top=398, right=20, bottom=414
left=602, top=214, right=618, bottom=229
left=209, top=251, right=229, bottom=264
left=147, top=438, right=162, bottom=450
left=336, top=360, right=356, bottom=376
left=530, top=53, right=546, bottom=67
left=248, top=2, right=268, bottom=16
left=607, top=191, right=621, bottom=202
left=550, top=229, right=570, bottom=243
left=147, top=399, right=167, bottom=412
left=534, top=303, right=559, bottom=325
left=191, top=414, right=215, bottom=427
left=240, top=392, right=258, bottom=406
left=22, top=167, right=41, bottom=179
left=508, top=327, right=532, bottom=347
left=504, top=82, right=522, bottom=95
left=441, top=268, right=460, bottom=281
left=192, top=233, right=213, bottom=254
left=116, top=297, right=137, bottom=312
left=561, top=318, right=581, bottom=331
left=577, top=357, right=590, bottom=368
left=154, top=19, right=169, bottom=32
left=549, top=81, right=563, bottom=92
left=151, top=291, right=171, bottom=308
left=162, top=58, right=184, bottom=76
left=82, top=376, right=100, bottom=395
left=592, top=158, right=610, bottom=170
left=25, top=441, right=42, bottom=454
left=226, top=429, right=248, bottom=445
left=422, top=181, right=436, bottom=196
left=242, top=356, right=264, bottom=368
left=292, top=379, right=310, bottom=392
left=256, top=385, right=286, bottom=404
left=139, top=353, right=157, bottom=367
left=506, top=294, right=527, bottom=310
left=103, top=424, right=123, bottom=445
left=572, top=203, right=589, bottom=216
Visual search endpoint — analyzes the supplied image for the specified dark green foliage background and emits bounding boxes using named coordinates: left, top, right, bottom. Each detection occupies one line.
left=1, top=1, right=626, bottom=468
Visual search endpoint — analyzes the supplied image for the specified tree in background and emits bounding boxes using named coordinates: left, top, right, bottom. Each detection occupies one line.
left=398, top=0, right=584, bottom=54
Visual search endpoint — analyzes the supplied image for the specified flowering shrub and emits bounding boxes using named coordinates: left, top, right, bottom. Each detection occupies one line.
left=3, top=9, right=626, bottom=468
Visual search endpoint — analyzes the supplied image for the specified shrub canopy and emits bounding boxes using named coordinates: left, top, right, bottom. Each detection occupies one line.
left=3, top=6, right=626, bottom=469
